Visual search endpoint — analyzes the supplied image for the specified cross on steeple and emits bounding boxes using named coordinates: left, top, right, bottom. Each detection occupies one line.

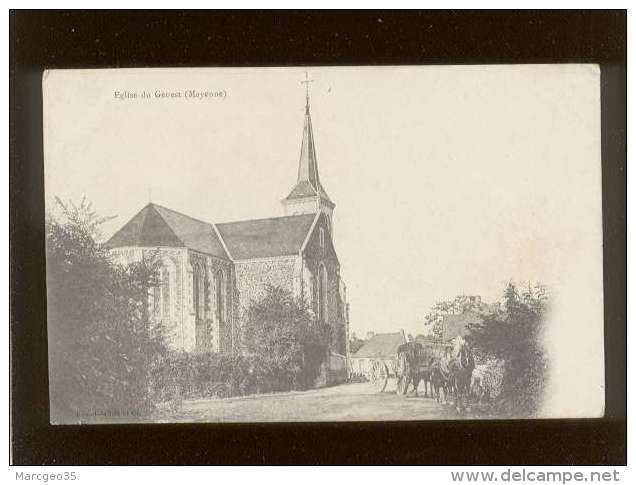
left=301, top=71, right=313, bottom=113
left=282, top=72, right=335, bottom=227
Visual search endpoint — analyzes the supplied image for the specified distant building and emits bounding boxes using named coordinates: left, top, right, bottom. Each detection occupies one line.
left=414, top=333, right=438, bottom=345
left=350, top=331, right=406, bottom=378
left=440, top=310, right=484, bottom=341
left=430, top=295, right=500, bottom=342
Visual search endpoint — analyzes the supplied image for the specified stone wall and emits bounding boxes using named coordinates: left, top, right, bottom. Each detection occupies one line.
left=108, top=246, right=234, bottom=354
left=107, top=219, right=349, bottom=378
left=186, top=251, right=233, bottom=353
left=109, top=247, right=189, bottom=350
left=234, top=256, right=298, bottom=348
left=302, top=213, right=348, bottom=357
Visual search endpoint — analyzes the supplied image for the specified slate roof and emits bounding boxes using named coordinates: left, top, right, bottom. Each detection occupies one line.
left=286, top=180, right=319, bottom=199
left=105, top=203, right=229, bottom=259
left=216, top=213, right=316, bottom=260
left=105, top=204, right=183, bottom=249
left=106, top=203, right=318, bottom=261
left=351, top=332, right=406, bottom=359
left=415, top=334, right=439, bottom=345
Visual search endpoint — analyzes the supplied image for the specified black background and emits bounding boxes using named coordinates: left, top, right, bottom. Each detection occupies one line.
left=10, top=10, right=626, bottom=465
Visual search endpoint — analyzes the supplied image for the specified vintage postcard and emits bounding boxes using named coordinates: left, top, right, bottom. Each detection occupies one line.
left=43, top=65, right=604, bottom=424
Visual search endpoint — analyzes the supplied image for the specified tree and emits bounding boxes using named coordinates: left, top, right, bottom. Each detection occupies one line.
left=467, top=282, right=549, bottom=417
left=46, top=198, right=166, bottom=423
left=243, top=286, right=331, bottom=391
left=423, top=295, right=482, bottom=340
left=349, top=334, right=366, bottom=354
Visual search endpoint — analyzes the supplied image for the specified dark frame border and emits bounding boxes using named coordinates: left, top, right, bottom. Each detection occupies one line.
left=10, top=10, right=626, bottom=465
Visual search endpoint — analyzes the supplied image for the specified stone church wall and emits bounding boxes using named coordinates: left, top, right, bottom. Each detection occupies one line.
left=109, top=246, right=191, bottom=350
left=234, top=256, right=298, bottom=349
left=186, top=251, right=234, bottom=353
left=108, top=246, right=235, bottom=353
left=302, top=213, right=348, bottom=358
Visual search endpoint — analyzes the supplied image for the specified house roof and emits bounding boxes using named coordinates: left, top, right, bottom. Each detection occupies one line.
left=352, top=332, right=406, bottom=359
left=442, top=310, right=484, bottom=341
left=216, top=213, right=316, bottom=260
left=106, top=203, right=319, bottom=261
left=415, top=334, right=439, bottom=344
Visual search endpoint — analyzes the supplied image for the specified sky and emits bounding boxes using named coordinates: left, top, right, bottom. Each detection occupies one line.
left=44, top=66, right=604, bottom=416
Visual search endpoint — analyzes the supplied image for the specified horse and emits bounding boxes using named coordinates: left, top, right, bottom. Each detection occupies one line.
left=419, top=359, right=436, bottom=398
left=431, top=358, right=451, bottom=403
left=411, top=357, right=436, bottom=398
left=447, top=337, right=475, bottom=412
left=395, top=343, right=436, bottom=397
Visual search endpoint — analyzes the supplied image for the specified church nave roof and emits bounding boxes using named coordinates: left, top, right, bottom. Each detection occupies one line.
left=105, top=203, right=229, bottom=259
left=216, top=213, right=316, bottom=260
left=106, top=203, right=318, bottom=261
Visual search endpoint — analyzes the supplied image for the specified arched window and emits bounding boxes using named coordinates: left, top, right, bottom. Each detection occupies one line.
left=192, top=262, right=206, bottom=321
left=155, top=259, right=175, bottom=321
left=317, top=263, right=328, bottom=323
left=215, top=269, right=225, bottom=323
left=161, top=266, right=171, bottom=317
left=153, top=279, right=161, bottom=317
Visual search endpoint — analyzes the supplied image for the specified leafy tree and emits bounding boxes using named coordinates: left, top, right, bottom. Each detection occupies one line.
left=468, top=282, right=549, bottom=417
left=349, top=335, right=366, bottom=354
left=47, top=198, right=166, bottom=423
left=423, top=295, right=482, bottom=340
left=243, top=286, right=331, bottom=391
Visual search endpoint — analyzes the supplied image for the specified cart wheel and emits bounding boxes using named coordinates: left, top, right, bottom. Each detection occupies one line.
left=371, top=360, right=389, bottom=392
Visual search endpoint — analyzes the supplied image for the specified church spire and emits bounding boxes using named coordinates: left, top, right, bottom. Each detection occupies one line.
left=297, top=93, right=321, bottom=190
left=283, top=73, right=334, bottom=216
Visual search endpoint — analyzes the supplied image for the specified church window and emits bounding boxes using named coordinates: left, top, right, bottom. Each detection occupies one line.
left=317, top=263, right=328, bottom=323
left=160, top=266, right=171, bottom=318
left=319, top=227, right=325, bottom=248
left=154, top=259, right=177, bottom=321
left=192, top=262, right=206, bottom=321
left=153, top=283, right=161, bottom=317
left=216, top=269, right=226, bottom=323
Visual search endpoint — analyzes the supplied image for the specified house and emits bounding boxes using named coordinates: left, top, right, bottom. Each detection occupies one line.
left=436, top=296, right=500, bottom=342
left=440, top=311, right=484, bottom=341
left=349, top=331, right=407, bottom=378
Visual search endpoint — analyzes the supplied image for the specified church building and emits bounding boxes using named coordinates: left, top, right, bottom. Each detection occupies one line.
left=106, top=88, right=350, bottom=384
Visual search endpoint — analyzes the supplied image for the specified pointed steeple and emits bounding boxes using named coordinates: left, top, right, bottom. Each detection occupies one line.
left=297, top=100, right=320, bottom=189
left=283, top=73, right=334, bottom=217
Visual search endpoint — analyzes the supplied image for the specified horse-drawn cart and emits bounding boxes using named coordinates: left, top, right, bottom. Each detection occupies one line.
left=369, top=341, right=453, bottom=395
left=365, top=337, right=478, bottom=412
left=396, top=341, right=453, bottom=396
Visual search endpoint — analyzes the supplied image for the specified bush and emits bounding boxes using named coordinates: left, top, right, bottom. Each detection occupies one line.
left=47, top=198, right=167, bottom=423
left=148, top=286, right=333, bottom=406
left=243, top=286, right=331, bottom=391
left=468, top=283, right=549, bottom=417
left=149, top=351, right=273, bottom=403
